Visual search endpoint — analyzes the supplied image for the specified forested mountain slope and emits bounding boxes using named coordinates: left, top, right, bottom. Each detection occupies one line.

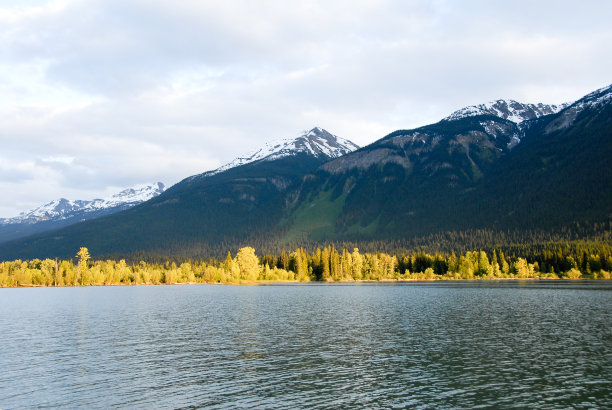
left=281, top=85, right=612, bottom=242
left=469, top=84, right=612, bottom=228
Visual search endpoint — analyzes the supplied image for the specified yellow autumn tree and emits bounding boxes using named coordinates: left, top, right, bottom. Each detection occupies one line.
left=76, top=247, right=90, bottom=286
left=235, top=247, right=260, bottom=281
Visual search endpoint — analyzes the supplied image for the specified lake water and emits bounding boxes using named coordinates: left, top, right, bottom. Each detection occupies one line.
left=0, top=281, right=611, bottom=408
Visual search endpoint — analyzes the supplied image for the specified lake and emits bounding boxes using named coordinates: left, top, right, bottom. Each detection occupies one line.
left=0, top=281, right=611, bottom=408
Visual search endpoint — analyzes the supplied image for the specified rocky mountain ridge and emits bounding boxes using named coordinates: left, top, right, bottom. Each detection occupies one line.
left=1, top=182, right=165, bottom=226
left=444, top=99, right=566, bottom=124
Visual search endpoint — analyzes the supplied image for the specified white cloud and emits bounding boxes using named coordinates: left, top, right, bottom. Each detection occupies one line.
left=0, top=0, right=611, bottom=216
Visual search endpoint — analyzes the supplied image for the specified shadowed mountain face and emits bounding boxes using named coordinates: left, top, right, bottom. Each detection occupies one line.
left=1, top=85, right=610, bottom=260
left=285, top=116, right=523, bottom=242
left=285, top=85, right=612, bottom=241
left=471, top=85, right=612, bottom=229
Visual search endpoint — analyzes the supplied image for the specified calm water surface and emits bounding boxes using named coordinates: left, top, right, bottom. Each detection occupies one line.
left=0, top=281, right=611, bottom=408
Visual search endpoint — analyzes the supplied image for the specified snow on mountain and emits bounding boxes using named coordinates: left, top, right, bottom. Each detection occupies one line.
left=575, top=83, right=612, bottom=109
left=200, top=127, right=359, bottom=177
left=1, top=182, right=165, bottom=225
left=443, top=99, right=570, bottom=150
left=444, top=99, right=567, bottom=124
left=542, top=84, right=612, bottom=133
left=97, top=182, right=166, bottom=209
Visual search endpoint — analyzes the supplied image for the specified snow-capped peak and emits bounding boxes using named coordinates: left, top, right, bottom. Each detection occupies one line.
left=567, top=83, right=612, bottom=111
left=99, top=182, right=165, bottom=208
left=542, top=83, right=612, bottom=133
left=201, top=127, right=359, bottom=177
left=444, top=99, right=567, bottom=124
left=1, top=182, right=165, bottom=225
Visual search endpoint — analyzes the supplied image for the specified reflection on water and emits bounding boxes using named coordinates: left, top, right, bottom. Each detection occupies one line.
left=0, top=281, right=611, bottom=408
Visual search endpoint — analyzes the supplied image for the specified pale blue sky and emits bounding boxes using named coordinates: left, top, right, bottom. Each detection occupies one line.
left=1, top=0, right=611, bottom=216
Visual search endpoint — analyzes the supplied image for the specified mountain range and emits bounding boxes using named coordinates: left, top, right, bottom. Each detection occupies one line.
left=0, top=183, right=165, bottom=244
left=1, top=84, right=610, bottom=260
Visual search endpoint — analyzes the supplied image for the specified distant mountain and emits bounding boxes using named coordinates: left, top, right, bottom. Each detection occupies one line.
left=0, top=182, right=165, bottom=243
left=1, top=182, right=165, bottom=225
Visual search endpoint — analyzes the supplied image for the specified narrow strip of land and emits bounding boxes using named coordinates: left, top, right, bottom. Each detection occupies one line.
left=2, top=244, right=610, bottom=287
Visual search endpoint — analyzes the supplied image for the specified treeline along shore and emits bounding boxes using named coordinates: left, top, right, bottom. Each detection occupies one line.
left=2, top=242, right=612, bottom=287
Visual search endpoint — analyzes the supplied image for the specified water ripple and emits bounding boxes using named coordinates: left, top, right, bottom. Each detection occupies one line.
left=0, top=282, right=611, bottom=408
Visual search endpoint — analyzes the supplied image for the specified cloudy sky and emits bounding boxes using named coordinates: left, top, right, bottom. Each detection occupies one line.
left=1, top=0, right=610, bottom=217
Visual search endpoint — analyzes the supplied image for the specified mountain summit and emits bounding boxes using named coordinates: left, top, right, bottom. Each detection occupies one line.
left=197, top=127, right=359, bottom=178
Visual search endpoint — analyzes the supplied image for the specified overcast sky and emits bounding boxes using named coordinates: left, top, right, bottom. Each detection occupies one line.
left=1, top=0, right=611, bottom=217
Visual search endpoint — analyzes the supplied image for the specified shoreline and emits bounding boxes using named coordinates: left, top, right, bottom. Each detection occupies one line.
left=3, top=277, right=610, bottom=288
